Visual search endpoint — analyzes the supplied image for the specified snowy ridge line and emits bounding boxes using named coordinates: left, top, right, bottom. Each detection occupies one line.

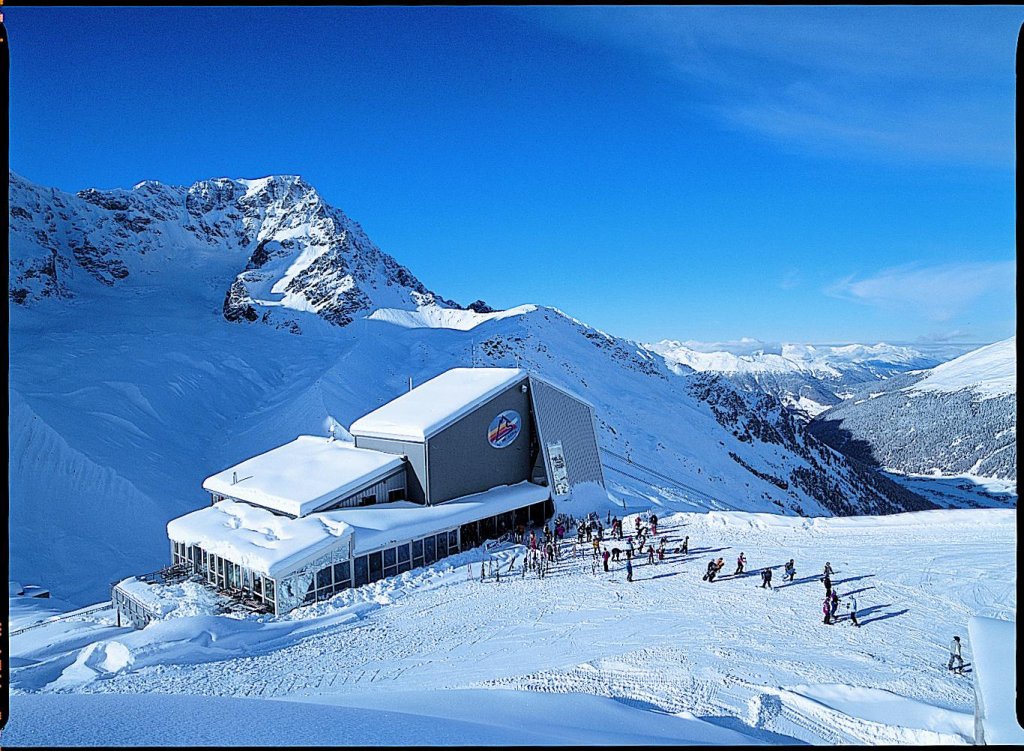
left=9, top=601, right=113, bottom=637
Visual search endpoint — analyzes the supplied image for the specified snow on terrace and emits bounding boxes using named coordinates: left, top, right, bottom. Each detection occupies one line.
left=349, top=367, right=526, bottom=441
left=202, top=435, right=404, bottom=517
left=167, top=500, right=354, bottom=579
left=967, top=615, right=1024, bottom=744
left=168, top=482, right=549, bottom=579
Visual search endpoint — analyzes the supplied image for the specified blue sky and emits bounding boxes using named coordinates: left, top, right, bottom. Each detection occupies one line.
left=8, top=6, right=1020, bottom=346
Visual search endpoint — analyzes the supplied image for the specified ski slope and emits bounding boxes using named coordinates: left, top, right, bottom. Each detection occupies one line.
left=5, top=507, right=1016, bottom=746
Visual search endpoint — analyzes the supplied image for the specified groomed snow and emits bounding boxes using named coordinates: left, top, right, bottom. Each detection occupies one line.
left=350, top=367, right=526, bottom=441
left=202, top=436, right=405, bottom=517
left=910, top=337, right=1015, bottom=399
left=967, top=615, right=1024, bottom=744
left=166, top=500, right=353, bottom=578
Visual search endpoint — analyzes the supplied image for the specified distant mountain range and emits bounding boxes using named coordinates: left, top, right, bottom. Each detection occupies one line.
left=808, top=337, right=1016, bottom=483
left=645, top=340, right=979, bottom=418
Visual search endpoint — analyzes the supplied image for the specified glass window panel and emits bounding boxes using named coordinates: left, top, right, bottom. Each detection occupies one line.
left=424, top=536, right=436, bottom=565
left=254, top=576, right=263, bottom=594
left=396, top=544, right=410, bottom=563
left=397, top=560, right=411, bottom=574
left=436, top=534, right=448, bottom=559
left=316, top=567, right=332, bottom=590
left=265, top=579, right=275, bottom=602
left=383, top=548, right=396, bottom=568
left=412, top=539, right=423, bottom=559
left=333, top=562, right=350, bottom=584
left=354, top=556, right=369, bottom=587
left=449, top=530, right=458, bottom=549
left=384, top=565, right=397, bottom=578
left=368, top=552, right=383, bottom=582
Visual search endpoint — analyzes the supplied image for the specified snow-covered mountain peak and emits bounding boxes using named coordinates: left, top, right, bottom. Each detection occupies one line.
left=909, top=336, right=1015, bottom=399
left=8, top=171, right=460, bottom=328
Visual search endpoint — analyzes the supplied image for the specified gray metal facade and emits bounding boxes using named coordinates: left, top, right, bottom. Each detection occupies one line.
left=427, top=377, right=534, bottom=504
left=351, top=436, right=428, bottom=504
left=315, top=467, right=408, bottom=511
left=529, top=376, right=605, bottom=498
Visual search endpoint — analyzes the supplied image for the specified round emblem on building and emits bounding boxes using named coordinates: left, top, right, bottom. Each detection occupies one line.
left=487, top=410, right=522, bottom=448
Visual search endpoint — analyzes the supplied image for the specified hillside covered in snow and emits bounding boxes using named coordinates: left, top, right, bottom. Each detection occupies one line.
left=8, top=170, right=939, bottom=604
left=646, top=340, right=966, bottom=418
left=808, top=338, right=1016, bottom=486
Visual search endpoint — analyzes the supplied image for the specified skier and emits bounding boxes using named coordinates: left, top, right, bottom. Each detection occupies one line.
left=760, top=567, right=773, bottom=589
left=592, top=538, right=600, bottom=560
left=783, top=559, right=796, bottom=582
left=577, top=524, right=585, bottom=545
left=823, top=561, right=834, bottom=578
left=626, top=556, right=634, bottom=583
left=650, top=514, right=658, bottom=536
left=948, top=636, right=964, bottom=674
left=603, top=548, right=610, bottom=572
left=715, top=557, right=725, bottom=576
left=626, top=536, right=635, bottom=560
left=829, top=590, right=840, bottom=622
left=822, top=595, right=832, bottom=625
left=647, top=545, right=655, bottom=565
left=735, top=552, right=747, bottom=575
left=657, top=537, right=666, bottom=562
left=823, top=573, right=832, bottom=596
left=611, top=546, right=622, bottom=562
left=680, top=535, right=689, bottom=555
left=845, top=594, right=860, bottom=627
left=585, top=523, right=592, bottom=542
left=703, top=559, right=716, bottom=582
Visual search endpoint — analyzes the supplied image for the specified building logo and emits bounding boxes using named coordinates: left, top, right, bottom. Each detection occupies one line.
left=487, top=410, right=521, bottom=448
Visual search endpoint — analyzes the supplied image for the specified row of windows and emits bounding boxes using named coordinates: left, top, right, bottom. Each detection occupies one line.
left=305, top=529, right=460, bottom=603
left=173, top=541, right=276, bottom=606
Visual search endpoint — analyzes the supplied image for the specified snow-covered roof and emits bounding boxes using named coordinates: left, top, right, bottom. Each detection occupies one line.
left=202, top=436, right=405, bottom=517
left=167, top=500, right=354, bottom=579
left=168, top=482, right=549, bottom=579
left=349, top=368, right=527, bottom=442
left=333, top=481, right=550, bottom=555
left=967, top=615, right=1024, bottom=744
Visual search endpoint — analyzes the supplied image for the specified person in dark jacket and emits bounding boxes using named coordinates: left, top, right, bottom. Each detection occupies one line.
left=626, top=557, right=633, bottom=583
left=602, top=548, right=610, bottom=572
left=760, top=567, right=773, bottom=589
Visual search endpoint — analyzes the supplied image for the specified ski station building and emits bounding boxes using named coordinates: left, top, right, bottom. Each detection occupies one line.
left=113, top=368, right=604, bottom=625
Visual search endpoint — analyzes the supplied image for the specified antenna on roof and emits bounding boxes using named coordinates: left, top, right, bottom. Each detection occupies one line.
left=408, top=375, right=413, bottom=392
left=232, top=471, right=238, bottom=485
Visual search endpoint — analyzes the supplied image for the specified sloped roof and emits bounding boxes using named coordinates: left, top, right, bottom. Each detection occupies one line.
left=202, top=436, right=405, bottom=517
left=349, top=368, right=527, bottom=442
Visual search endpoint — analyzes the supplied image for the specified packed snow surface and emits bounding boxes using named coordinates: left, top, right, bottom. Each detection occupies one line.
left=350, top=367, right=526, bottom=441
left=967, top=616, right=1024, bottom=744
left=203, top=435, right=405, bottom=517
left=7, top=507, right=1014, bottom=746
left=167, top=500, right=354, bottom=578
left=910, top=337, right=1015, bottom=399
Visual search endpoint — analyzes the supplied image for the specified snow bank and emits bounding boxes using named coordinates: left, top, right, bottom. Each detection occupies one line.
left=2, top=690, right=762, bottom=746
left=968, top=616, right=1024, bottom=745
left=350, top=367, right=526, bottom=441
left=202, top=435, right=404, bottom=517
left=167, top=500, right=353, bottom=578
left=114, top=578, right=224, bottom=619
left=367, top=304, right=537, bottom=331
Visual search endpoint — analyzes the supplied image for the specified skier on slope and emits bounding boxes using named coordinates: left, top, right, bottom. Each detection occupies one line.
left=657, top=537, right=666, bottom=562
left=823, top=573, right=832, bottom=596
left=626, top=536, right=635, bottom=560
left=650, top=514, right=658, bottom=536
left=680, top=535, right=689, bottom=555
left=647, top=545, right=655, bottom=565
left=735, top=552, right=747, bottom=575
left=845, top=594, right=860, bottom=627
left=603, top=548, right=610, bottom=572
left=823, top=561, right=834, bottom=578
left=822, top=594, right=832, bottom=624
left=829, top=590, right=840, bottom=622
left=626, top=556, right=633, bottom=583
left=948, top=636, right=965, bottom=674
left=783, top=559, right=796, bottom=582
left=760, top=567, right=773, bottom=589
left=703, top=559, right=717, bottom=582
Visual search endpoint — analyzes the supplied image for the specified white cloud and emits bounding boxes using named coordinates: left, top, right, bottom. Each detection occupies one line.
left=826, top=261, right=1016, bottom=321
